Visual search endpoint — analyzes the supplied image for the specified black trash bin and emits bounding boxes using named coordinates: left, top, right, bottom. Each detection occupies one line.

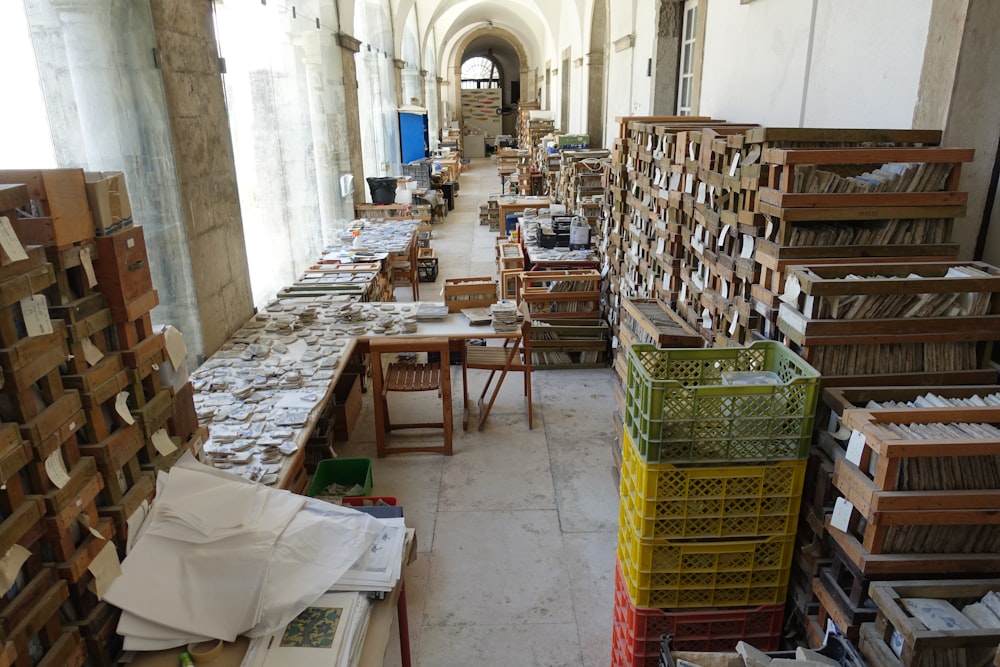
left=366, top=177, right=397, bottom=205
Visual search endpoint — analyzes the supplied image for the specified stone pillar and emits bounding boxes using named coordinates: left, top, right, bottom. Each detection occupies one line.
left=418, top=68, right=428, bottom=106
left=297, top=31, right=338, bottom=242
left=650, top=0, right=681, bottom=115
left=337, top=32, right=366, bottom=204
left=393, top=58, right=405, bottom=107
left=586, top=51, right=605, bottom=148
left=149, top=0, right=253, bottom=358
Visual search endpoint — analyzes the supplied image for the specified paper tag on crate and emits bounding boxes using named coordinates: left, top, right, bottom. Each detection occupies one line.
left=45, top=450, right=71, bottom=488
left=718, top=224, right=731, bottom=248
left=668, top=173, right=681, bottom=191
left=0, top=216, right=28, bottom=262
left=79, top=514, right=107, bottom=541
left=688, top=141, right=696, bottom=161
left=701, top=308, right=712, bottom=330
left=846, top=430, right=866, bottom=466
left=740, top=234, right=754, bottom=260
left=696, top=182, right=707, bottom=204
left=780, top=274, right=802, bottom=304
left=20, top=295, right=53, bottom=337
left=684, top=174, right=694, bottom=194
left=79, top=245, right=98, bottom=288
left=152, top=428, right=179, bottom=456
left=87, top=541, right=122, bottom=601
left=115, top=392, right=136, bottom=425
left=729, top=152, right=741, bottom=177
left=830, top=497, right=854, bottom=533
left=0, top=545, right=31, bottom=592
left=81, top=338, right=104, bottom=367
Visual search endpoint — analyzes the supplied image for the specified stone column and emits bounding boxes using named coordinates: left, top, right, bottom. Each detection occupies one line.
left=418, top=68, right=428, bottom=106
left=586, top=51, right=605, bottom=148
left=393, top=58, right=406, bottom=107
left=337, top=32, right=366, bottom=204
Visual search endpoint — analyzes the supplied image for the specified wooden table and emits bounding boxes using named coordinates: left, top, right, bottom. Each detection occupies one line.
left=496, top=196, right=553, bottom=235
left=523, top=244, right=601, bottom=271
left=127, top=531, right=416, bottom=667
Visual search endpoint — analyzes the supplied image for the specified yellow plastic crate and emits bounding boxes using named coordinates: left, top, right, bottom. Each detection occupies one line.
left=619, top=430, right=806, bottom=541
left=616, top=527, right=795, bottom=608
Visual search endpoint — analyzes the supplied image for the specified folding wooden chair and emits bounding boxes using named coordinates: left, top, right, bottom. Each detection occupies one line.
left=461, top=306, right=533, bottom=431
left=369, top=337, right=453, bottom=456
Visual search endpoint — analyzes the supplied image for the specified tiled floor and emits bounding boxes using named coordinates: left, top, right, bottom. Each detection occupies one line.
left=335, top=158, right=618, bottom=667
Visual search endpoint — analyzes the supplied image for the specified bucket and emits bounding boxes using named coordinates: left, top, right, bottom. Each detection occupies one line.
left=366, top=177, right=397, bottom=204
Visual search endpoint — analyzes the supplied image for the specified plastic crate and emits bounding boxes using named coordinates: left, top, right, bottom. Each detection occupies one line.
left=612, top=560, right=781, bottom=662
left=616, top=527, right=795, bottom=608
left=339, top=496, right=398, bottom=507
left=624, top=342, right=820, bottom=463
left=619, top=430, right=806, bottom=540
left=306, top=458, right=373, bottom=497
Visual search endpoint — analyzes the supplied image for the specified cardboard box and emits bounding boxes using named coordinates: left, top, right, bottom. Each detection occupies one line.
left=84, top=171, right=132, bottom=236
left=332, top=373, right=362, bottom=441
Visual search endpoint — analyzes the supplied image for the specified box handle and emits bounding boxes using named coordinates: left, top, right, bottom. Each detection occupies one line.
left=128, top=260, right=145, bottom=271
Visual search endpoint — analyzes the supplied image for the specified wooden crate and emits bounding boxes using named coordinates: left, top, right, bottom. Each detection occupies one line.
left=92, top=226, right=152, bottom=310
left=0, top=169, right=94, bottom=248
left=84, top=171, right=132, bottom=237
left=529, top=317, right=609, bottom=369
left=862, top=579, right=1000, bottom=667
left=0, top=566, right=87, bottom=667
left=443, top=277, right=497, bottom=312
left=78, top=423, right=145, bottom=506
left=518, top=269, right=601, bottom=318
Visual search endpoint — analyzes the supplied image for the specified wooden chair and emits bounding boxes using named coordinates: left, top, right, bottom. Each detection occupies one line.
left=461, top=306, right=534, bottom=431
left=369, top=337, right=453, bottom=456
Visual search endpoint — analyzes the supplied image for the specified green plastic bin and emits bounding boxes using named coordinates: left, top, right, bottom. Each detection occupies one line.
left=624, top=341, right=820, bottom=464
left=307, top=458, right=373, bottom=497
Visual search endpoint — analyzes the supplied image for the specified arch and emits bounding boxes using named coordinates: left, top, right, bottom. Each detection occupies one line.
left=447, top=25, right=529, bottom=125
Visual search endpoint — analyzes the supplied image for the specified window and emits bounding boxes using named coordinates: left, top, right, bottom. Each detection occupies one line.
left=676, top=0, right=697, bottom=116
left=461, top=56, right=500, bottom=89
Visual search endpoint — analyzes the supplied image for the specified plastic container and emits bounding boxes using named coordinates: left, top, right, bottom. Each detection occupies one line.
left=306, top=458, right=373, bottom=497
left=366, top=177, right=397, bottom=205
left=339, top=496, right=398, bottom=507
left=624, top=342, right=820, bottom=463
left=619, top=431, right=805, bottom=541
left=612, top=560, right=782, bottom=664
left=616, top=527, right=795, bottom=608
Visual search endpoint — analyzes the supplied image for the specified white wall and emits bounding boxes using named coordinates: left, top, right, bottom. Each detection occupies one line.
left=698, top=0, right=932, bottom=128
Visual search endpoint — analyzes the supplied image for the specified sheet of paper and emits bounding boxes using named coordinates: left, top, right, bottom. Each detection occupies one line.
left=88, top=541, right=123, bottom=600
left=684, top=174, right=694, bottom=194
left=163, top=326, right=187, bottom=369
left=740, top=234, right=754, bottom=259
left=152, top=429, right=178, bottom=456
left=0, top=216, right=28, bottom=262
left=719, top=224, right=731, bottom=248
left=45, top=450, right=71, bottom=488
left=846, top=430, right=866, bottom=465
left=115, top=391, right=136, bottom=425
left=0, top=545, right=31, bottom=591
left=830, top=497, right=853, bottom=532
left=701, top=308, right=712, bottom=331
left=696, top=182, right=707, bottom=204
left=656, top=237, right=665, bottom=254
left=729, top=152, right=741, bottom=177
left=780, top=274, right=802, bottom=305
left=126, top=500, right=150, bottom=555
left=79, top=245, right=98, bottom=287
left=20, top=295, right=53, bottom=337
left=81, top=338, right=104, bottom=366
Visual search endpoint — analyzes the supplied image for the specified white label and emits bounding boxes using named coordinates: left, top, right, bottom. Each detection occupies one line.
left=646, top=136, right=653, bottom=152
left=740, top=234, right=755, bottom=260
left=708, top=185, right=716, bottom=209
left=828, top=411, right=839, bottom=433
left=79, top=514, right=106, bottom=540
left=846, top=430, right=866, bottom=465
left=115, top=392, right=136, bottom=425
left=151, top=428, right=178, bottom=456
left=611, top=336, right=618, bottom=349
left=126, top=500, right=150, bottom=555
left=720, top=281, right=729, bottom=299
left=830, top=497, right=854, bottom=532
left=656, top=237, right=665, bottom=254
left=765, top=216, right=775, bottom=240
left=45, top=450, right=71, bottom=488
left=696, top=182, right=707, bottom=204
left=780, top=274, right=802, bottom=305
left=0, top=216, right=28, bottom=262
left=0, top=545, right=31, bottom=592
left=87, top=541, right=122, bottom=600
left=20, top=295, right=53, bottom=337
left=81, top=338, right=104, bottom=366
left=668, top=173, right=681, bottom=191
left=680, top=282, right=688, bottom=302
left=719, top=224, right=731, bottom=248
left=79, top=245, right=98, bottom=288
left=701, top=308, right=712, bottom=330
left=688, top=141, right=695, bottom=160
left=684, top=174, right=694, bottom=194
left=126, top=237, right=136, bottom=249
left=653, top=168, right=662, bottom=185
left=728, top=310, right=739, bottom=337
left=729, top=152, right=741, bottom=177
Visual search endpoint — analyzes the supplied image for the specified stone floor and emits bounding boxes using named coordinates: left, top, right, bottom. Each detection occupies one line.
left=334, top=157, right=618, bottom=667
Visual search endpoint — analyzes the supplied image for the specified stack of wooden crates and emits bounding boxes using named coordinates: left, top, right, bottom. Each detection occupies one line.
left=0, top=169, right=204, bottom=667
left=612, top=340, right=820, bottom=664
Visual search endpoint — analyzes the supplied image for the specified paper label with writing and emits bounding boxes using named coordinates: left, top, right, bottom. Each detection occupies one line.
left=152, top=428, right=178, bottom=456
left=780, top=274, right=802, bottom=304
left=830, top=497, right=854, bottom=532
left=45, top=450, right=71, bottom=488
left=81, top=338, right=104, bottom=366
left=696, top=182, right=707, bottom=204
left=79, top=245, right=98, bottom=288
left=0, top=216, right=28, bottom=262
left=846, top=430, right=866, bottom=465
left=0, top=545, right=31, bottom=592
left=740, top=234, right=754, bottom=260
left=718, top=224, right=731, bottom=248
left=88, top=541, right=122, bottom=600
left=729, top=153, right=741, bottom=177
left=20, top=295, right=53, bottom=337
left=668, top=173, right=681, bottom=191
left=684, top=174, right=694, bottom=194
left=701, top=308, right=712, bottom=330
left=79, top=514, right=107, bottom=540
left=115, top=392, right=136, bottom=425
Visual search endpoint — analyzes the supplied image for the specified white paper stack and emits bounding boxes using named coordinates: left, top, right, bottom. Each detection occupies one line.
left=490, top=300, right=519, bottom=333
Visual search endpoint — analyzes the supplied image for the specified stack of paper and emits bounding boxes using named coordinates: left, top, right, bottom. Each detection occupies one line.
left=103, top=454, right=383, bottom=651
left=330, top=517, right=406, bottom=593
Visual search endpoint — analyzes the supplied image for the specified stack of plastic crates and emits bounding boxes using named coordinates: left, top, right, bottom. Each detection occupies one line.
left=612, top=342, right=820, bottom=666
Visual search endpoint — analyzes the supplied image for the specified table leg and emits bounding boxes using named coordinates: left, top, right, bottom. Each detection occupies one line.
left=397, top=581, right=412, bottom=667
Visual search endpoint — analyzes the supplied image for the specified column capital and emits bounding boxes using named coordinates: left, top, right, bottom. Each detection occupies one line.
left=337, top=32, right=362, bottom=53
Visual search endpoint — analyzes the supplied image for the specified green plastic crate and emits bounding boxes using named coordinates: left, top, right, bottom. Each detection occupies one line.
left=624, top=342, right=819, bottom=463
left=307, top=458, right=373, bottom=497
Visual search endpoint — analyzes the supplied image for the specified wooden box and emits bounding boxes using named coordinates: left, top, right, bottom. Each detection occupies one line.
left=0, top=169, right=94, bottom=248
left=332, top=373, right=362, bottom=441
left=862, top=579, right=1000, bottom=667
left=443, top=276, right=497, bottom=312
left=93, top=225, right=152, bottom=308
left=84, top=171, right=132, bottom=237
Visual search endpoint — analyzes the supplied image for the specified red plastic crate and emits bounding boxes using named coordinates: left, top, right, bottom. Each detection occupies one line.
left=339, top=496, right=399, bottom=507
left=612, top=558, right=782, bottom=661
